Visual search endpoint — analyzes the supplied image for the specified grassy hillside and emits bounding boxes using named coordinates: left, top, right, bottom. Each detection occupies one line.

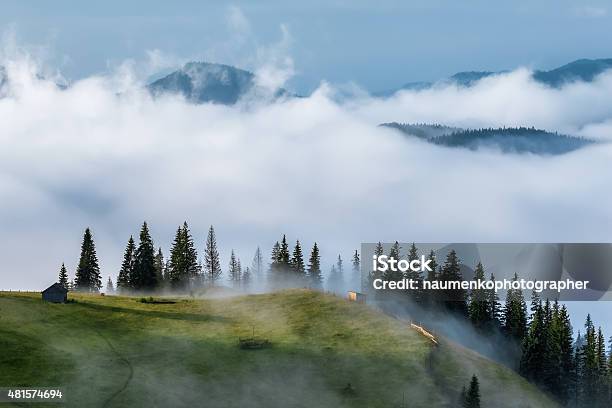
left=0, top=290, right=557, bottom=408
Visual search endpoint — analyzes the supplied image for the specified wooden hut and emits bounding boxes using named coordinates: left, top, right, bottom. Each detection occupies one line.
left=42, top=283, right=68, bottom=303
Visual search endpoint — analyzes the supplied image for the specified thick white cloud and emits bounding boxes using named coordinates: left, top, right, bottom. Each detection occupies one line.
left=1, top=56, right=612, bottom=290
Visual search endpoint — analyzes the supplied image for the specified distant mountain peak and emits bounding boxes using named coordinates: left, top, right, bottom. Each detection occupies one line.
left=147, top=61, right=291, bottom=105
left=532, top=58, right=612, bottom=87
left=147, top=61, right=256, bottom=105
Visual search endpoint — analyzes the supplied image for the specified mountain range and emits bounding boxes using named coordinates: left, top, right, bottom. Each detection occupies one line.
left=377, top=58, right=612, bottom=96
left=381, top=123, right=595, bottom=155
left=1, top=57, right=612, bottom=105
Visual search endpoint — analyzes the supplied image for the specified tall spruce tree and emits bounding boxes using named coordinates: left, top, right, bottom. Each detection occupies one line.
left=424, top=250, right=438, bottom=305
left=291, top=240, right=306, bottom=279
left=325, top=255, right=345, bottom=292
left=369, top=243, right=385, bottom=295
left=384, top=242, right=403, bottom=282
left=579, top=314, right=599, bottom=406
left=351, top=250, right=360, bottom=288
left=58, top=263, right=69, bottom=289
left=154, top=248, right=164, bottom=286
left=439, top=250, right=467, bottom=315
left=486, top=273, right=501, bottom=327
left=327, top=264, right=339, bottom=291
left=307, top=243, right=322, bottom=287
left=540, top=299, right=560, bottom=393
left=242, top=266, right=251, bottom=288
left=596, top=327, right=608, bottom=406
left=520, top=292, right=544, bottom=380
left=117, top=236, right=135, bottom=292
left=228, top=250, right=241, bottom=287
left=557, top=305, right=575, bottom=405
left=463, top=375, right=481, bottom=408
left=203, top=225, right=221, bottom=285
left=269, top=241, right=281, bottom=285
left=133, top=222, right=158, bottom=291
left=405, top=243, right=423, bottom=302
left=468, top=262, right=490, bottom=330
left=74, top=228, right=102, bottom=292
left=168, top=223, right=199, bottom=290
left=503, top=273, right=527, bottom=343
left=251, top=247, right=263, bottom=284
left=279, top=235, right=290, bottom=269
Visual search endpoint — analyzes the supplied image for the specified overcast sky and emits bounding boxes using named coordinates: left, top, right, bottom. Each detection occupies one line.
left=1, top=1, right=612, bottom=93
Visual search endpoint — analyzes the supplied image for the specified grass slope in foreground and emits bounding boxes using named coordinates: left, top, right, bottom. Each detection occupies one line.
left=0, top=290, right=557, bottom=408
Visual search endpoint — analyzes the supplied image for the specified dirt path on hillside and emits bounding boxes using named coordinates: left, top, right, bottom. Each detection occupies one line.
left=94, top=329, right=134, bottom=408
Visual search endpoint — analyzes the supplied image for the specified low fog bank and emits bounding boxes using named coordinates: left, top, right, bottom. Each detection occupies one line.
left=2, top=54, right=612, bottom=291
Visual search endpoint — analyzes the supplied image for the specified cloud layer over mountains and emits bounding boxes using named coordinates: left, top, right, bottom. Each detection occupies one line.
left=1, top=53, right=612, bottom=290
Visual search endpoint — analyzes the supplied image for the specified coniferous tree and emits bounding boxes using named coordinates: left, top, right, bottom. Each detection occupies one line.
left=154, top=248, right=164, bottom=287
left=439, top=250, right=467, bottom=315
left=384, top=242, right=403, bottom=282
left=168, top=223, right=199, bottom=290
left=203, top=225, right=221, bottom=286
left=556, top=305, right=575, bottom=406
left=468, top=262, right=489, bottom=330
left=291, top=240, right=306, bottom=279
left=540, top=299, right=560, bottom=393
left=327, top=264, right=339, bottom=291
left=228, top=250, right=241, bottom=287
left=242, top=266, right=251, bottom=289
left=307, top=243, right=322, bottom=288
left=369, top=243, right=385, bottom=298
left=405, top=243, right=423, bottom=302
left=106, top=277, right=114, bottom=294
left=503, top=273, right=528, bottom=343
left=596, top=327, right=608, bottom=406
left=424, top=250, right=438, bottom=305
left=133, top=222, right=158, bottom=291
left=463, top=375, right=481, bottom=408
left=326, top=254, right=344, bottom=291
left=117, top=236, right=135, bottom=292
left=269, top=241, right=281, bottom=285
left=374, top=242, right=384, bottom=257
left=596, top=328, right=607, bottom=375
left=351, top=250, right=360, bottom=288
left=74, top=228, right=102, bottom=292
left=58, top=263, right=69, bottom=289
left=279, top=235, right=290, bottom=270
left=520, top=292, right=544, bottom=380
left=579, top=314, right=598, bottom=406
left=163, top=259, right=171, bottom=285
left=251, top=247, right=263, bottom=284
left=486, top=273, right=501, bottom=328
left=574, top=331, right=585, bottom=406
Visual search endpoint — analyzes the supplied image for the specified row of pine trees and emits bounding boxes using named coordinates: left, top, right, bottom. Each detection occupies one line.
left=57, top=224, right=361, bottom=295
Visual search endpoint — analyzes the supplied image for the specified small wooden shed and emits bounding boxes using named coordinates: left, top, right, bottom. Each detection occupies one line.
left=347, top=291, right=366, bottom=303
left=42, top=283, right=68, bottom=303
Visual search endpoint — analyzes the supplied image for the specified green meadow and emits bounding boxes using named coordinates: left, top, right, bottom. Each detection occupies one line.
left=0, top=290, right=557, bottom=407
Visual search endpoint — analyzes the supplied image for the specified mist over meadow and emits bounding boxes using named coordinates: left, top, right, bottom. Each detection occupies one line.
left=1, top=34, right=612, bottom=291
